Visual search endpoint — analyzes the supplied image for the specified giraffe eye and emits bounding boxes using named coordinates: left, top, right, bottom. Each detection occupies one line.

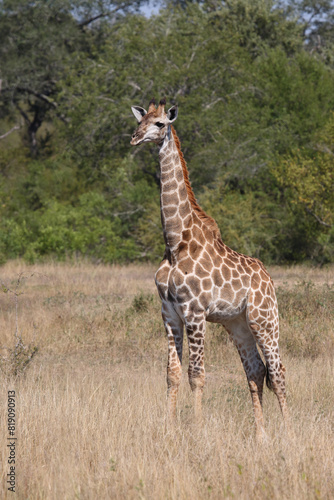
left=156, top=122, right=165, bottom=128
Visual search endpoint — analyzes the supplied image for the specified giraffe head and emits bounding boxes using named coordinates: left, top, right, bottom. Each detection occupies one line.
left=130, top=98, right=178, bottom=146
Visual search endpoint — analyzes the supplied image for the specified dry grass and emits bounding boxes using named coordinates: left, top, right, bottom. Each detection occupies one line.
left=0, top=261, right=334, bottom=499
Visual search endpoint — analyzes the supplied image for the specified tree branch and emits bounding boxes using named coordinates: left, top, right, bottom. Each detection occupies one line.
left=314, top=143, right=334, bottom=156
left=2, top=86, right=58, bottom=108
left=78, top=3, right=131, bottom=28
left=16, top=87, right=58, bottom=108
left=0, top=125, right=20, bottom=140
left=14, top=102, right=31, bottom=126
left=112, top=207, right=143, bottom=217
left=304, top=205, right=332, bottom=228
left=78, top=12, right=110, bottom=28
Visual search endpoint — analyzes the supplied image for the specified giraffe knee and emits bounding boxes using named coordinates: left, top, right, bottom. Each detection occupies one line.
left=189, top=377, right=205, bottom=392
left=167, top=365, right=182, bottom=388
left=248, top=371, right=265, bottom=394
left=248, top=380, right=258, bottom=394
left=276, top=361, right=286, bottom=384
left=266, top=363, right=286, bottom=394
left=188, top=367, right=205, bottom=391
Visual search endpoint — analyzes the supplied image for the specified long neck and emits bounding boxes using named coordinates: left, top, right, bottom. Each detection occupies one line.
left=158, top=126, right=193, bottom=252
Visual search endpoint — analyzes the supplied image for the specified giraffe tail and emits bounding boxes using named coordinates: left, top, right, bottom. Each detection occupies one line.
left=265, top=364, right=274, bottom=392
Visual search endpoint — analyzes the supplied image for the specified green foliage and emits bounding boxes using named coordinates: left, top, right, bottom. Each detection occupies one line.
left=0, top=0, right=147, bottom=154
left=131, top=292, right=155, bottom=313
left=200, top=187, right=281, bottom=260
left=0, top=192, right=141, bottom=263
left=273, top=112, right=334, bottom=263
left=0, top=0, right=333, bottom=264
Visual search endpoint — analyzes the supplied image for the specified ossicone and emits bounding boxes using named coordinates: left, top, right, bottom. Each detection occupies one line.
left=148, top=97, right=156, bottom=113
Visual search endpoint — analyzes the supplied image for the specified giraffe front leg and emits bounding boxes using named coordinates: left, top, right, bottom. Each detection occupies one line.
left=162, top=303, right=184, bottom=423
left=186, top=319, right=206, bottom=422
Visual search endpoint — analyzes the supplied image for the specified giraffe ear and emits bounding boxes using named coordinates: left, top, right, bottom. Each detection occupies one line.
left=131, top=106, right=147, bottom=123
left=167, top=105, right=178, bottom=123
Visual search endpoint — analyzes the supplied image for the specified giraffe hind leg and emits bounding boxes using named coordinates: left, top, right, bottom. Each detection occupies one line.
left=225, top=318, right=266, bottom=440
left=263, top=352, right=290, bottom=429
left=247, top=309, right=291, bottom=432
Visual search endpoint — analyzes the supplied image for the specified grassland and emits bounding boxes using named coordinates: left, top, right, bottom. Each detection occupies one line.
left=0, top=261, right=334, bottom=499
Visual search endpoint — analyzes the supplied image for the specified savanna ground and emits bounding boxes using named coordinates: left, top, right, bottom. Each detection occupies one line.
left=0, top=261, right=334, bottom=499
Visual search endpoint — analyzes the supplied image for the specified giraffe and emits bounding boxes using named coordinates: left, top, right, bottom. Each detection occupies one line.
left=130, top=98, right=290, bottom=438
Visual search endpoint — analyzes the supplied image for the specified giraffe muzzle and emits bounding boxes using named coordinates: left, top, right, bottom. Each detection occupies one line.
left=131, top=131, right=144, bottom=145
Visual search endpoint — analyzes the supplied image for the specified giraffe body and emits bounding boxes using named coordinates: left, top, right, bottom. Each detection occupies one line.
left=131, top=99, right=289, bottom=437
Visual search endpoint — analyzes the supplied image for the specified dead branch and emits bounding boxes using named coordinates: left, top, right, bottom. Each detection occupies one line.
left=0, top=125, right=20, bottom=140
left=304, top=205, right=332, bottom=228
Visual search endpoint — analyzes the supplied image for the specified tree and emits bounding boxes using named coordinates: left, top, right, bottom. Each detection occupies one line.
left=0, top=0, right=147, bottom=155
left=0, top=0, right=333, bottom=264
left=273, top=112, right=334, bottom=262
left=282, top=0, right=334, bottom=65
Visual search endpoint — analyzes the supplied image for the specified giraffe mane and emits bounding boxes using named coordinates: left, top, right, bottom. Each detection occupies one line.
left=171, top=126, right=222, bottom=240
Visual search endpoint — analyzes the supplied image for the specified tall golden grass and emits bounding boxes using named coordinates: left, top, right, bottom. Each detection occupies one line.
left=1, top=261, right=334, bottom=499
